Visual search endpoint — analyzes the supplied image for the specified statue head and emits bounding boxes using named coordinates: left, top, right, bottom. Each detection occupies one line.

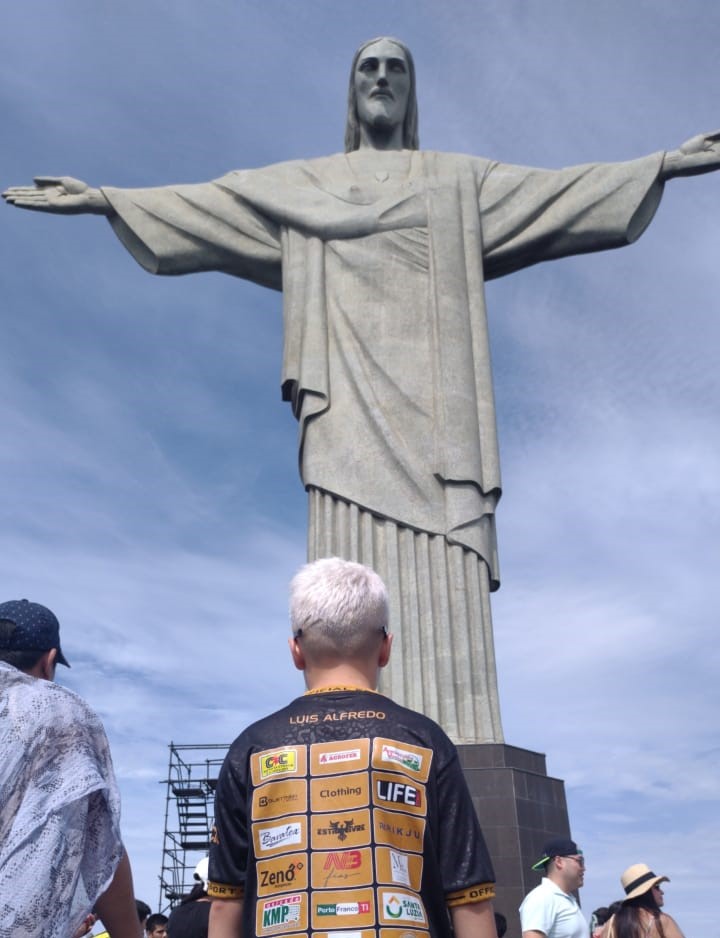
left=344, top=37, right=419, bottom=152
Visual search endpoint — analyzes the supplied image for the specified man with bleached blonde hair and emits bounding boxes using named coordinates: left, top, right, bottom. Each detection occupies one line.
left=289, top=556, right=390, bottom=663
left=208, top=558, right=497, bottom=938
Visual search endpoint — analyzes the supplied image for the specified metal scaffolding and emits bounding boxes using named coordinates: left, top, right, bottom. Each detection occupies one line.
left=158, top=742, right=229, bottom=914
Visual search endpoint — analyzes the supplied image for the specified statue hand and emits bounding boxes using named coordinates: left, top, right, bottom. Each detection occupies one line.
left=2, top=176, right=110, bottom=214
left=662, top=130, right=720, bottom=179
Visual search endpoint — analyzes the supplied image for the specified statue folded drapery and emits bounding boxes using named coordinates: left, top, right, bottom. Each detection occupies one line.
left=101, top=149, right=664, bottom=741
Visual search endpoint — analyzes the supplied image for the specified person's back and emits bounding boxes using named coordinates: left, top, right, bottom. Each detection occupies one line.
left=207, top=558, right=498, bottom=938
left=604, top=908, right=684, bottom=938
left=167, top=897, right=210, bottom=938
left=0, top=599, right=137, bottom=938
left=167, top=860, right=212, bottom=937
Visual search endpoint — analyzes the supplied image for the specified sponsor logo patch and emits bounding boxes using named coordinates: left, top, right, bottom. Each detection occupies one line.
left=311, top=888, right=375, bottom=930
left=256, top=855, right=308, bottom=897
left=381, top=746, right=420, bottom=773
left=257, top=894, right=307, bottom=935
left=378, top=929, right=430, bottom=938
left=317, top=902, right=371, bottom=916
left=261, top=750, right=297, bottom=778
left=253, top=816, right=306, bottom=857
left=311, top=740, right=370, bottom=775
left=252, top=779, right=307, bottom=821
left=321, top=749, right=361, bottom=764
left=321, top=933, right=364, bottom=938
left=311, top=771, right=369, bottom=812
left=372, top=738, right=432, bottom=782
left=312, top=809, right=371, bottom=850
left=372, top=772, right=426, bottom=816
left=251, top=747, right=307, bottom=786
left=379, top=891, right=427, bottom=927
left=375, top=846, right=423, bottom=891
left=316, top=932, right=376, bottom=938
left=312, top=847, right=373, bottom=889
left=373, top=808, right=425, bottom=854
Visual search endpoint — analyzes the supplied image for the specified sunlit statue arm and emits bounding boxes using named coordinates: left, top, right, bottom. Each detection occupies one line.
left=660, top=130, right=720, bottom=179
left=2, top=176, right=112, bottom=215
left=4, top=129, right=720, bottom=217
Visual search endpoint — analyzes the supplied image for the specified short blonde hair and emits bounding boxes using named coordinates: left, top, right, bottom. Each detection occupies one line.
left=290, top=557, right=388, bottom=661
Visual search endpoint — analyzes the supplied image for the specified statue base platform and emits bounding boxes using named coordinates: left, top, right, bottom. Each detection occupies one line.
left=457, top=743, right=571, bottom=938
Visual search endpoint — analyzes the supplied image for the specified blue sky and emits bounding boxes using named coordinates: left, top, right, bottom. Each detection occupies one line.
left=1, top=1, right=719, bottom=934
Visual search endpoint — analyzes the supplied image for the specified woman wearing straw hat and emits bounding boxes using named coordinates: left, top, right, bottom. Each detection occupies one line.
left=602, top=864, right=685, bottom=938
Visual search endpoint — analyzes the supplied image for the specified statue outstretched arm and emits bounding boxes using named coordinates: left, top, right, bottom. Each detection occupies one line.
left=661, top=130, right=720, bottom=179
left=2, top=176, right=112, bottom=216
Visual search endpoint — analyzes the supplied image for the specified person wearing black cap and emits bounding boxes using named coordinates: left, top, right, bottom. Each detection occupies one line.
left=519, top=838, right=587, bottom=938
left=0, top=599, right=138, bottom=938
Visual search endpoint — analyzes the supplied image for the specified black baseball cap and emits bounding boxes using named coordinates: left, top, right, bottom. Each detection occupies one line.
left=531, top=838, right=581, bottom=871
left=0, top=599, right=70, bottom=667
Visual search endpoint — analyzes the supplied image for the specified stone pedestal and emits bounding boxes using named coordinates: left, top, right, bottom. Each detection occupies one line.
left=457, top=743, right=571, bottom=938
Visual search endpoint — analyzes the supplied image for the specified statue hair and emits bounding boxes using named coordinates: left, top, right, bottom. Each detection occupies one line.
left=290, top=557, right=389, bottom=660
left=344, top=37, right=419, bottom=152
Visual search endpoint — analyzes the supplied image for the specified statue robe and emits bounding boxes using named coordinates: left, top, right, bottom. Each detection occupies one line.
left=103, top=149, right=664, bottom=741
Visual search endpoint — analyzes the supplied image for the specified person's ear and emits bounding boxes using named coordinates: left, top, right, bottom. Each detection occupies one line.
left=288, top=636, right=306, bottom=671
left=378, top=632, right=393, bottom=668
left=38, top=648, right=57, bottom=680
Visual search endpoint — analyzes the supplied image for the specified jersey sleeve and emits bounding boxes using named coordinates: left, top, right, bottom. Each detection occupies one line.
left=208, top=740, right=250, bottom=900
left=436, top=747, right=495, bottom=904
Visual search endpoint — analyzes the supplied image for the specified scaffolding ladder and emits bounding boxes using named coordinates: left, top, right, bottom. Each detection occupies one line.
left=158, top=742, right=229, bottom=913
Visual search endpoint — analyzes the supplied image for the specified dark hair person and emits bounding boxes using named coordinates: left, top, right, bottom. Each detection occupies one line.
left=603, top=864, right=685, bottom=938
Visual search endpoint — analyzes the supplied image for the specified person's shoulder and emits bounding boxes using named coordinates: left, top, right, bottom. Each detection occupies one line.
left=41, top=681, right=110, bottom=746
left=386, top=695, right=455, bottom=739
left=658, top=912, right=685, bottom=937
left=45, top=675, right=101, bottom=713
left=520, top=880, right=546, bottom=904
left=377, top=696, right=461, bottom=769
left=225, top=699, right=302, bottom=754
left=1, top=664, right=98, bottom=717
left=520, top=878, right=560, bottom=914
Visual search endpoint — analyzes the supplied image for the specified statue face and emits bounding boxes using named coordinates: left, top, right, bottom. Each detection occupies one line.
left=354, top=38, right=411, bottom=135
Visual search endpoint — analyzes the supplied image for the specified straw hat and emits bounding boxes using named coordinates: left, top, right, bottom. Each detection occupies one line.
left=621, top=863, right=669, bottom=901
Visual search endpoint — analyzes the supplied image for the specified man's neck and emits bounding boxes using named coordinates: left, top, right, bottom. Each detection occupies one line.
left=545, top=873, right=572, bottom=896
left=304, top=664, right=378, bottom=693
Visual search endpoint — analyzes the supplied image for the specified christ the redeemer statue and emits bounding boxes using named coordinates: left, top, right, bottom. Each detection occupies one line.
left=5, top=38, right=720, bottom=743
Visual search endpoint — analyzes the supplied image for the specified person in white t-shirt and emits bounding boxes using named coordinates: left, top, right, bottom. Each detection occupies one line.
left=520, top=838, right=587, bottom=938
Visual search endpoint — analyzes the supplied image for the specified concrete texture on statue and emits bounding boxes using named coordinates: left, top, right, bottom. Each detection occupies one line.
left=95, top=146, right=664, bottom=743
left=457, top=744, right=572, bottom=938
left=5, top=38, right=720, bottom=743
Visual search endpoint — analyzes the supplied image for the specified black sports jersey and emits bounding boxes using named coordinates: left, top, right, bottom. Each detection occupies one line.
left=208, top=689, right=494, bottom=938
left=167, top=898, right=211, bottom=937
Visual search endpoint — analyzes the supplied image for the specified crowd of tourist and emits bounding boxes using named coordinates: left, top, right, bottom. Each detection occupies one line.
left=1, top=571, right=686, bottom=938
